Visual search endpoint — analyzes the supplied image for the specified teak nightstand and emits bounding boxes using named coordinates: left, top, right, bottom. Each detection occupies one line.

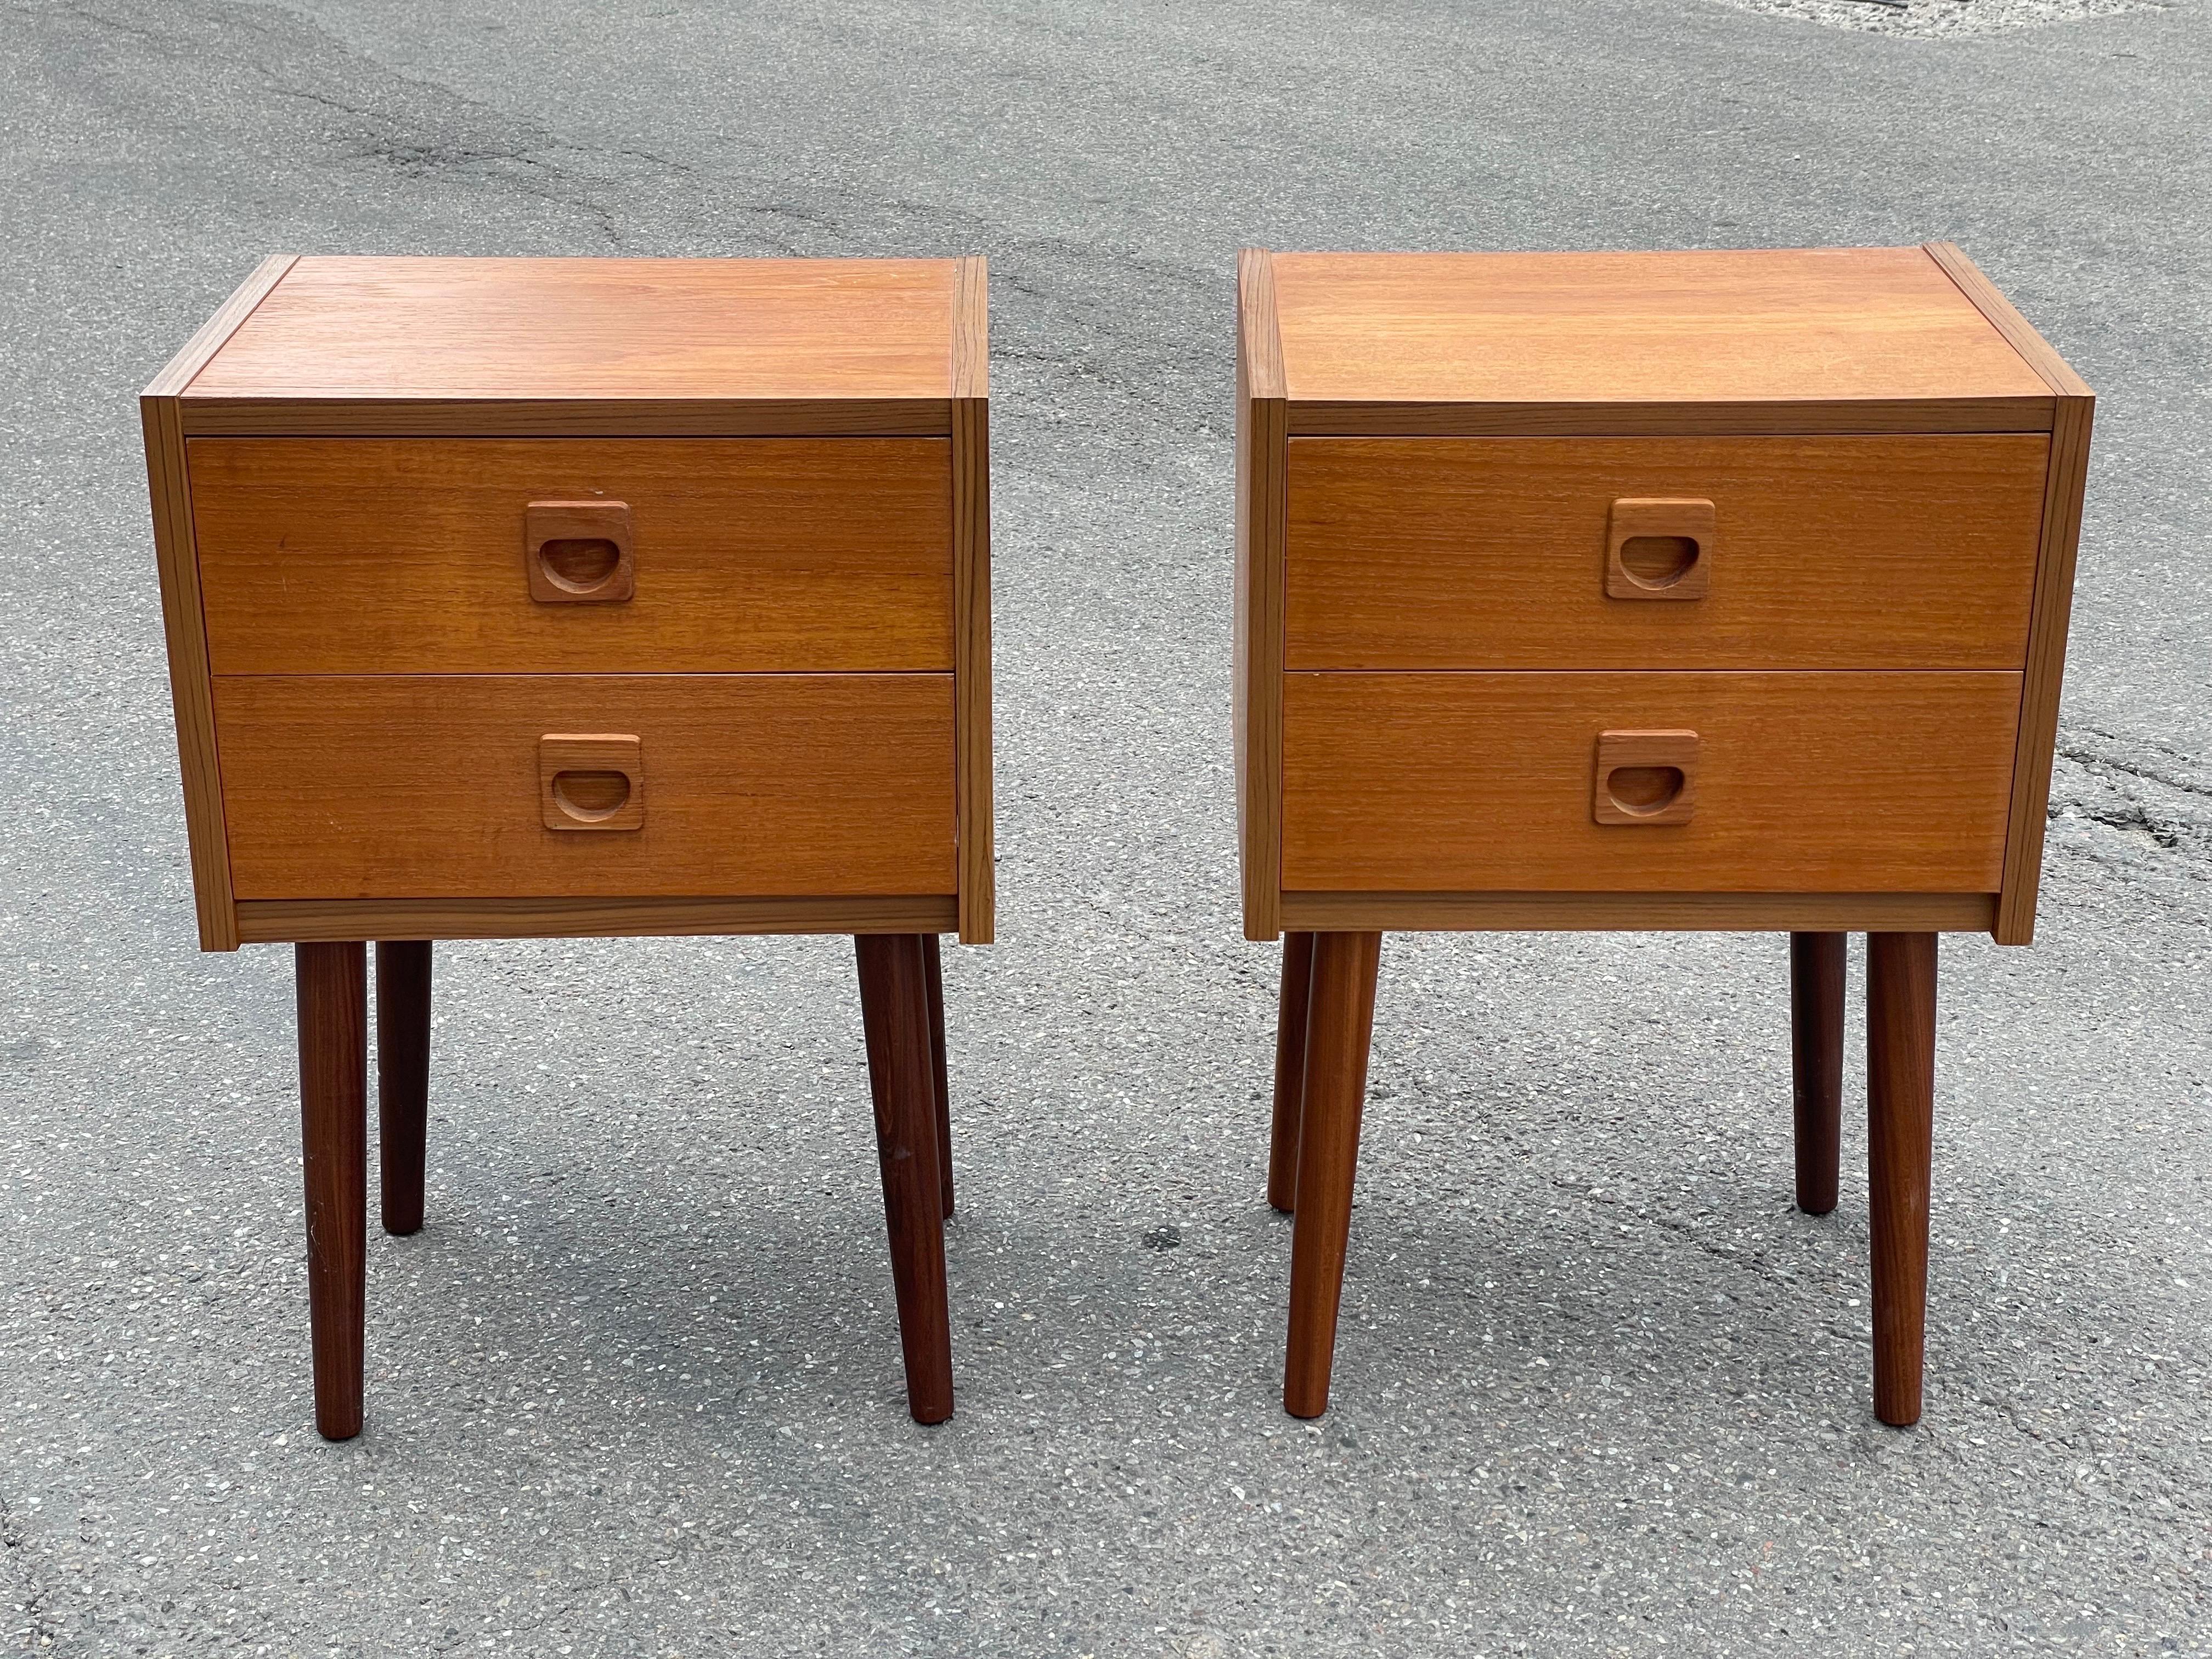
left=143, top=255, right=992, bottom=1435
left=1234, top=245, right=2092, bottom=1425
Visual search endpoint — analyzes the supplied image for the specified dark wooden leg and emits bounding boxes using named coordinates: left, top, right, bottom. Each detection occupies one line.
left=855, top=934, right=954, bottom=1424
left=923, top=933, right=953, bottom=1221
left=1790, top=931, right=1845, bottom=1217
left=1867, top=931, right=1937, bottom=1427
left=1267, top=932, right=1318, bottom=1215
left=1283, top=930, right=1382, bottom=1419
left=375, top=940, right=432, bottom=1238
left=296, top=941, right=368, bottom=1441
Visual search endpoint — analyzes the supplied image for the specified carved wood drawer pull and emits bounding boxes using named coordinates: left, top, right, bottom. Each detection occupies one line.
left=526, top=500, right=635, bottom=604
left=539, top=734, right=644, bottom=831
left=1593, top=729, right=1698, bottom=826
left=1606, top=498, right=1714, bottom=600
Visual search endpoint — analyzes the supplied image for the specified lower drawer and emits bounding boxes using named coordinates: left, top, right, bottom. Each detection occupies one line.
left=215, top=675, right=954, bottom=899
left=1281, top=672, right=2020, bottom=893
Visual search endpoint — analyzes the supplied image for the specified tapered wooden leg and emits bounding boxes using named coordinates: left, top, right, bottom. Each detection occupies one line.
left=375, top=940, right=432, bottom=1238
left=1267, top=932, right=1318, bottom=1214
left=856, top=934, right=954, bottom=1424
left=1283, top=930, right=1383, bottom=1419
left=296, top=941, right=368, bottom=1441
left=1867, top=932, right=1937, bottom=1427
left=923, top=933, right=953, bottom=1221
left=1790, top=931, right=1845, bottom=1217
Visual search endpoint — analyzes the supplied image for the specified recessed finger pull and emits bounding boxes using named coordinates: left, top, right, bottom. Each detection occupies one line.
left=526, top=500, right=635, bottom=603
left=1606, top=498, right=1714, bottom=600
left=1593, top=729, right=1698, bottom=826
left=539, top=734, right=644, bottom=831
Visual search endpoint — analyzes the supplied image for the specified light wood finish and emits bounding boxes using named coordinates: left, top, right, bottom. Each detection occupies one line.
left=1269, top=247, right=2053, bottom=431
left=1278, top=891, right=1996, bottom=933
left=1919, top=248, right=2102, bottom=947
left=179, top=399, right=955, bottom=438
left=1606, top=498, right=1714, bottom=601
left=538, top=735, right=645, bottom=832
left=1237, top=249, right=1289, bottom=941
left=1592, top=730, right=1700, bottom=827
left=1867, top=931, right=1937, bottom=1427
left=952, top=255, right=996, bottom=945
left=1285, top=398, right=2055, bottom=439
left=141, top=255, right=297, bottom=950
left=1284, top=435, right=2048, bottom=670
left=524, top=499, right=635, bottom=605
left=296, top=940, right=367, bottom=1440
left=191, top=438, right=953, bottom=675
left=1283, top=672, right=2019, bottom=893
left=855, top=934, right=955, bottom=1424
left=238, top=894, right=957, bottom=945
left=375, top=940, right=431, bottom=1238
left=1790, top=932, right=1845, bottom=1217
left=1267, top=932, right=1318, bottom=1214
left=183, top=257, right=960, bottom=433
left=215, top=675, right=955, bottom=899
left=1283, top=930, right=1382, bottom=1419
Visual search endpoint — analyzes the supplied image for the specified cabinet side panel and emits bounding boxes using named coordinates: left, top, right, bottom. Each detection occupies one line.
left=1237, top=249, right=1286, bottom=941
left=952, top=256, right=995, bottom=943
left=1995, top=392, right=2094, bottom=944
left=139, top=256, right=298, bottom=951
left=142, top=397, right=239, bottom=950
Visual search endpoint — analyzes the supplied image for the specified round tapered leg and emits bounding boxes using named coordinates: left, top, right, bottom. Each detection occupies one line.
left=375, top=940, right=431, bottom=1238
left=855, top=934, right=953, bottom=1424
left=1790, top=932, right=1845, bottom=1216
left=1283, top=931, right=1382, bottom=1419
left=1867, top=932, right=1937, bottom=1427
left=296, top=941, right=368, bottom=1441
left=1267, top=932, right=1318, bottom=1214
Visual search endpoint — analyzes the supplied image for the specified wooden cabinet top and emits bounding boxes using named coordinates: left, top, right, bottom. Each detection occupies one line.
left=1243, top=244, right=2087, bottom=435
left=153, top=255, right=986, bottom=436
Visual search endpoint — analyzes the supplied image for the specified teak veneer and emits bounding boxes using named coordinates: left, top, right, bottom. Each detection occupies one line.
left=1237, top=244, right=2092, bottom=1428
left=143, top=255, right=993, bottom=1435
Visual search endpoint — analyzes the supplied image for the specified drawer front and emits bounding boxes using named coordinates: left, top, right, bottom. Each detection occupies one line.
left=1281, top=672, right=2019, bottom=892
left=191, top=438, right=951, bottom=674
left=215, top=674, right=953, bottom=899
left=1285, top=436, right=2048, bottom=669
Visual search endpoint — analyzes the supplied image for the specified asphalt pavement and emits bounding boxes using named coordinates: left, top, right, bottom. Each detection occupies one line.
left=2, top=0, right=2208, bottom=1653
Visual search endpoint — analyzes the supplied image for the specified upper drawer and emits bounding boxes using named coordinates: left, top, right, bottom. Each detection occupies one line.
left=190, top=438, right=951, bottom=674
left=1285, top=435, right=2049, bottom=670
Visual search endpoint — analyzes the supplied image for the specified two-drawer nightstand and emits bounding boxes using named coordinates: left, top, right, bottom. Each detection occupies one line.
left=143, top=256, right=992, bottom=1434
left=1234, top=245, right=2092, bottom=1424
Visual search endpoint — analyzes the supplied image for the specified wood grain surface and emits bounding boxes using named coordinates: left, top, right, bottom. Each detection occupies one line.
left=1236, top=249, right=1288, bottom=940
left=236, top=894, right=958, bottom=944
left=215, top=674, right=955, bottom=899
left=142, top=254, right=298, bottom=950
left=1285, top=435, right=2048, bottom=669
left=951, top=254, right=996, bottom=944
left=1923, top=242, right=2095, bottom=947
left=1280, top=672, right=2020, bottom=893
left=184, top=257, right=961, bottom=421
left=1276, top=891, right=1996, bottom=933
left=191, top=438, right=952, bottom=674
left=1269, top=247, right=2054, bottom=419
